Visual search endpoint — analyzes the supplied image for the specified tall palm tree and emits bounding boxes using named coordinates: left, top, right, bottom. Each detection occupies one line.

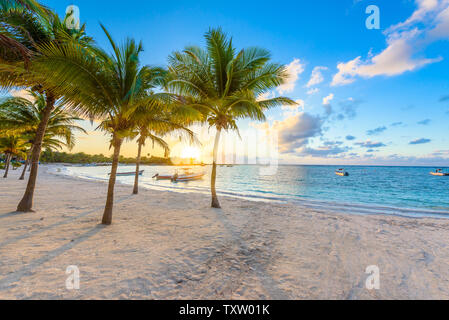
left=26, top=25, right=201, bottom=224
left=0, top=92, right=86, bottom=179
left=0, top=134, right=27, bottom=178
left=0, top=4, right=92, bottom=212
left=128, top=104, right=198, bottom=195
left=167, top=28, right=297, bottom=208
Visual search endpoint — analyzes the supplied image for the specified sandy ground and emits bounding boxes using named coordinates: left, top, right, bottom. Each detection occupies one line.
left=1, top=165, right=449, bottom=300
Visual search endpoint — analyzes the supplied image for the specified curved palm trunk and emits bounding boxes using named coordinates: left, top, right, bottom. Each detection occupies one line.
left=3, top=154, right=11, bottom=178
left=102, top=138, right=123, bottom=225
left=19, top=149, right=32, bottom=180
left=133, top=141, right=143, bottom=195
left=17, top=93, right=55, bottom=212
left=211, top=129, right=222, bottom=208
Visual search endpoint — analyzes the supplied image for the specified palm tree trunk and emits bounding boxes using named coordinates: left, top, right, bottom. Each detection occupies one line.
left=19, top=149, right=32, bottom=180
left=3, top=154, right=11, bottom=178
left=102, top=138, right=123, bottom=225
left=211, top=128, right=222, bottom=208
left=133, top=141, right=143, bottom=195
left=16, top=93, right=55, bottom=212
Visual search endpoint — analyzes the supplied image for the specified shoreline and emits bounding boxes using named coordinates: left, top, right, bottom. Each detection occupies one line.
left=2, top=165, right=449, bottom=299
left=55, top=164, right=449, bottom=220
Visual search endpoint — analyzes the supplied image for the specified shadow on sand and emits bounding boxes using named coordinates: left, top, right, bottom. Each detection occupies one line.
left=0, top=224, right=106, bottom=290
left=0, top=195, right=133, bottom=248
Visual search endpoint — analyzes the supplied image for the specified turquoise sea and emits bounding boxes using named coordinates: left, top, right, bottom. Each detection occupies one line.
left=60, top=165, right=449, bottom=218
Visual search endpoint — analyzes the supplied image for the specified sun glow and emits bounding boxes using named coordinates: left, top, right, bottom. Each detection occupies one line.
left=181, top=146, right=201, bottom=160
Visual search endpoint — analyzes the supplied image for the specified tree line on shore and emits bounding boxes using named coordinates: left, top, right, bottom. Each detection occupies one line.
left=38, top=150, right=173, bottom=165
left=0, top=0, right=296, bottom=225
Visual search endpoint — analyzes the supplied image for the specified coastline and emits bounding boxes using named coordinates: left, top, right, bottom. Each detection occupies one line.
left=1, top=165, right=449, bottom=299
left=57, top=164, right=449, bottom=220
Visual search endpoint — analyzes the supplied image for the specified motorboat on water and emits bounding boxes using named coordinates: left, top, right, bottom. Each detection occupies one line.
left=152, top=173, right=173, bottom=180
left=153, top=168, right=206, bottom=182
left=172, top=172, right=206, bottom=182
left=112, top=170, right=144, bottom=177
left=335, top=169, right=349, bottom=177
left=430, top=169, right=449, bottom=176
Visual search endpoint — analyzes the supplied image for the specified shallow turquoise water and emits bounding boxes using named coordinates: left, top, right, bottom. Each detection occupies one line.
left=61, top=165, right=449, bottom=218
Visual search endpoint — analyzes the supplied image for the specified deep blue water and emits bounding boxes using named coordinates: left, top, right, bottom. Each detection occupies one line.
left=60, top=165, right=449, bottom=218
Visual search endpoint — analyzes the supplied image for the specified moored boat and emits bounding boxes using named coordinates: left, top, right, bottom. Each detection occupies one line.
left=335, top=169, right=349, bottom=177
left=172, top=172, right=206, bottom=182
left=152, top=173, right=173, bottom=180
left=430, top=169, right=449, bottom=176
left=112, top=170, right=144, bottom=177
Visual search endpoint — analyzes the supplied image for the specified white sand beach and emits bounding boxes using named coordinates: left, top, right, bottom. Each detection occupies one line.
left=1, top=165, right=449, bottom=300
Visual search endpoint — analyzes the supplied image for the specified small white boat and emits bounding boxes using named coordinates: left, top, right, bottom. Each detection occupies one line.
left=335, top=169, right=349, bottom=177
left=112, top=170, right=144, bottom=177
left=430, top=169, right=449, bottom=176
left=171, top=168, right=205, bottom=182
left=172, top=172, right=206, bottom=182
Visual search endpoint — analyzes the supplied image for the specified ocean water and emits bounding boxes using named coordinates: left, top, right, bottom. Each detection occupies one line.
left=59, top=165, right=449, bottom=218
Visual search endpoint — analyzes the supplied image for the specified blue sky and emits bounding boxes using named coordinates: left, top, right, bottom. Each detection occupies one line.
left=35, top=0, right=449, bottom=165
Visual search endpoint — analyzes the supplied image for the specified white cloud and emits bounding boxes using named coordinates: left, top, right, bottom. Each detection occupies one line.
left=322, top=93, right=334, bottom=105
left=10, top=89, right=34, bottom=101
left=272, top=112, right=323, bottom=153
left=307, top=88, right=319, bottom=95
left=307, top=66, right=328, bottom=87
left=277, top=58, right=305, bottom=94
left=281, top=99, right=305, bottom=116
left=257, top=91, right=276, bottom=101
left=331, top=0, right=449, bottom=86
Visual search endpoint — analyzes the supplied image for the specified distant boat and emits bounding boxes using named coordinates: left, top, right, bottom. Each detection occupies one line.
left=335, top=169, right=349, bottom=177
left=112, top=170, right=144, bottom=177
left=430, top=169, right=449, bottom=176
left=227, top=165, right=234, bottom=167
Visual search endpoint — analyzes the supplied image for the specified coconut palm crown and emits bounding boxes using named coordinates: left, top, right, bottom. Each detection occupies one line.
left=167, top=27, right=297, bottom=208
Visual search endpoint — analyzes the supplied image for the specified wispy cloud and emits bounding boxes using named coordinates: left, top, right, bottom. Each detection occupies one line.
left=346, top=135, right=356, bottom=141
left=355, top=141, right=387, bottom=148
left=417, top=119, right=431, bottom=125
left=307, top=88, right=319, bottom=95
left=337, top=98, right=363, bottom=120
left=307, top=66, right=328, bottom=88
left=439, top=95, right=449, bottom=102
left=367, top=126, right=387, bottom=136
left=281, top=99, right=305, bottom=115
left=277, top=58, right=305, bottom=94
left=410, top=138, right=432, bottom=145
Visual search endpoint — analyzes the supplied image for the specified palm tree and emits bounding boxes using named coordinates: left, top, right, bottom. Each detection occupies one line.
left=0, top=92, right=86, bottom=180
left=167, top=28, right=297, bottom=208
left=0, top=134, right=27, bottom=178
left=0, top=4, right=92, bottom=212
left=25, top=25, right=201, bottom=224
left=128, top=105, right=198, bottom=195
left=0, top=0, right=49, bottom=65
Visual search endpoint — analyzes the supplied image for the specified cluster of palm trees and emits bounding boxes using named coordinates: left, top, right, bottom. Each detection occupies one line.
left=0, top=90, right=85, bottom=179
left=0, top=0, right=296, bottom=225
